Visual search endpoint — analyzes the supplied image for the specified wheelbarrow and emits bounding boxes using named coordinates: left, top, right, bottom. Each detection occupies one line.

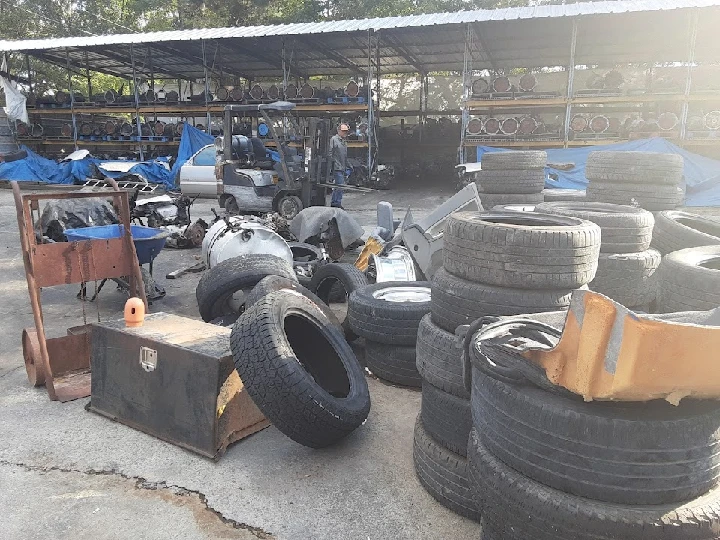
left=64, top=224, right=169, bottom=302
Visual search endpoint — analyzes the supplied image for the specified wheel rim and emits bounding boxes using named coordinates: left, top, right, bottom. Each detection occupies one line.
left=279, top=197, right=301, bottom=220
left=372, top=286, right=431, bottom=303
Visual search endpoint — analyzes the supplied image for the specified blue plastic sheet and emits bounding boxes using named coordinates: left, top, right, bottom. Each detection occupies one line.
left=0, top=123, right=215, bottom=190
left=476, top=137, right=720, bottom=207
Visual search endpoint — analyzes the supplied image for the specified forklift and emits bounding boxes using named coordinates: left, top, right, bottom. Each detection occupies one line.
left=217, top=101, right=366, bottom=220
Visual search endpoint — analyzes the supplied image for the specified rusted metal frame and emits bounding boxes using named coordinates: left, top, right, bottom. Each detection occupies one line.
left=140, top=44, right=210, bottom=81
left=680, top=9, right=699, bottom=141
left=130, top=43, right=145, bottom=161
left=65, top=48, right=78, bottom=150
left=459, top=23, right=472, bottom=164
left=12, top=182, right=147, bottom=401
left=563, top=18, right=579, bottom=148
left=229, top=38, right=307, bottom=80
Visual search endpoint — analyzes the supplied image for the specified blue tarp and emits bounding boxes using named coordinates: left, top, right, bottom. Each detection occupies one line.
left=476, top=138, right=720, bottom=207
left=0, top=123, right=215, bottom=190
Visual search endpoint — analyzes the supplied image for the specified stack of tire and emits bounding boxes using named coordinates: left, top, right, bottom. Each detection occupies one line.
left=474, top=151, right=547, bottom=208
left=536, top=201, right=660, bottom=310
left=467, top=343, right=720, bottom=539
left=650, top=210, right=720, bottom=313
left=585, top=151, right=685, bottom=211
left=347, top=280, right=432, bottom=388
left=413, top=210, right=601, bottom=523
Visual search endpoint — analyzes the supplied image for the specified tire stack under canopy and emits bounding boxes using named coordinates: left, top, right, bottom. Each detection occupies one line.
left=347, top=281, right=432, bottom=388
left=536, top=201, right=660, bottom=310
left=468, top=329, right=720, bottom=539
left=585, top=151, right=685, bottom=211
left=474, top=150, right=547, bottom=208
left=413, top=210, right=601, bottom=522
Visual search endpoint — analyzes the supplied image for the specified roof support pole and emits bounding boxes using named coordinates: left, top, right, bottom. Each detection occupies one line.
left=367, top=29, right=374, bottom=171
left=65, top=48, right=78, bottom=151
left=680, top=9, right=699, bottom=141
left=376, top=31, right=381, bottom=130
left=459, top=23, right=472, bottom=164
left=563, top=17, right=579, bottom=148
left=84, top=51, right=92, bottom=99
left=130, top=43, right=145, bottom=161
left=202, top=40, right=211, bottom=133
left=281, top=38, right=288, bottom=95
left=419, top=72, right=425, bottom=144
left=25, top=54, right=33, bottom=95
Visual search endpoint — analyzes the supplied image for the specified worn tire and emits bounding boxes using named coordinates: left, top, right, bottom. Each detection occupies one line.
left=196, top=254, right=296, bottom=322
left=413, top=417, right=480, bottom=522
left=443, top=211, right=601, bottom=289
left=421, top=382, right=471, bottom=457
left=586, top=181, right=684, bottom=211
left=244, top=275, right=341, bottom=328
left=535, top=201, right=654, bottom=253
left=310, top=263, right=368, bottom=341
left=230, top=290, right=370, bottom=448
left=541, top=188, right=586, bottom=202
left=471, top=368, right=720, bottom=506
left=479, top=191, right=544, bottom=208
left=430, top=268, right=576, bottom=333
left=651, top=210, right=720, bottom=255
left=586, top=151, right=684, bottom=185
left=347, top=282, right=431, bottom=345
left=364, top=340, right=421, bottom=387
left=590, top=249, right=661, bottom=307
left=481, top=150, right=546, bottom=170
left=416, top=314, right=467, bottom=399
left=474, top=169, right=545, bottom=194
left=657, top=246, right=720, bottom=312
left=469, top=429, right=720, bottom=540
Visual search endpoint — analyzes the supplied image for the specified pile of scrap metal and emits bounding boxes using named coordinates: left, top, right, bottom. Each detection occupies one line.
left=130, top=190, right=208, bottom=249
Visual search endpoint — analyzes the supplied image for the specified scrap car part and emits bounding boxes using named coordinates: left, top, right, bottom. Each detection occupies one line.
left=401, top=183, right=484, bottom=280
left=201, top=216, right=293, bottom=269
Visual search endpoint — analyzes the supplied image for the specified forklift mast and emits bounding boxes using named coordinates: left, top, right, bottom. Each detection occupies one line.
left=305, top=117, right=333, bottom=185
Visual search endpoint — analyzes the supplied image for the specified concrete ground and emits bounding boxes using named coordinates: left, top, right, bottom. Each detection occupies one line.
left=0, top=179, right=482, bottom=540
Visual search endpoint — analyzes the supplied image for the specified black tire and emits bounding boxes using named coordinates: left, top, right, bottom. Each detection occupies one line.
left=651, top=210, right=720, bottom=255
left=421, top=381, right=471, bottom=457
left=586, top=151, right=684, bottom=185
left=413, top=417, right=480, bottom=522
left=416, top=314, right=467, bottom=399
left=224, top=196, right=240, bottom=214
left=277, top=194, right=303, bottom=220
left=468, top=429, right=720, bottom=540
left=541, top=188, right=586, bottom=202
left=230, top=290, right=370, bottom=448
left=443, top=211, right=601, bottom=289
left=364, top=340, right=421, bottom=387
left=474, top=169, right=545, bottom=194
left=481, top=150, right=546, bottom=170
left=430, top=268, right=576, bottom=333
left=310, top=263, right=368, bottom=341
left=479, top=191, right=544, bottom=208
left=196, top=254, right=296, bottom=322
left=535, top=201, right=654, bottom=253
left=586, top=181, right=684, bottom=211
left=471, top=368, right=720, bottom=506
left=347, top=282, right=431, bottom=346
left=657, top=246, right=720, bottom=312
left=244, top=275, right=341, bottom=329
left=590, top=249, right=661, bottom=307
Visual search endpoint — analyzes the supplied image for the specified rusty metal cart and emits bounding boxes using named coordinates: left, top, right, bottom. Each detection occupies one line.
left=13, top=181, right=148, bottom=402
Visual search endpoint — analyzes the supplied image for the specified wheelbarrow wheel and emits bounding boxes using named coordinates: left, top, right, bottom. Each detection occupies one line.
left=22, top=328, right=45, bottom=387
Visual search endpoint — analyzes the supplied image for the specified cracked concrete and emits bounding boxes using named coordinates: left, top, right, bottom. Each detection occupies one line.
left=0, top=183, right=483, bottom=539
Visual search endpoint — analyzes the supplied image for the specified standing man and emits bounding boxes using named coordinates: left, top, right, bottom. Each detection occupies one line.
left=329, top=123, right=350, bottom=209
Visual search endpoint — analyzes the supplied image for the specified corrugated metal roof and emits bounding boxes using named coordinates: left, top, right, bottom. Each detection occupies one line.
left=0, top=0, right=717, bottom=52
